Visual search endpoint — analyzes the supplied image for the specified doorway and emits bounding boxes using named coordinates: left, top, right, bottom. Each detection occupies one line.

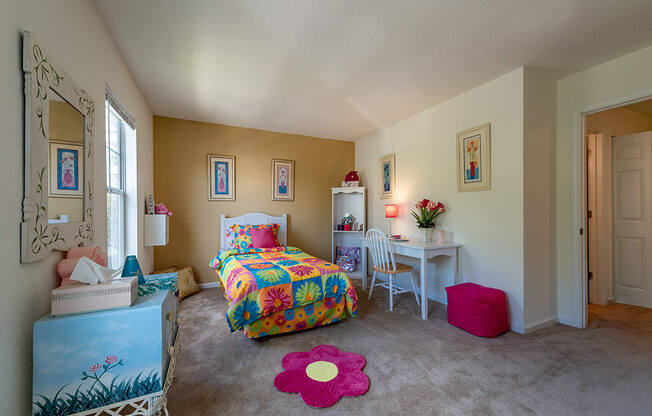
left=584, top=99, right=652, bottom=323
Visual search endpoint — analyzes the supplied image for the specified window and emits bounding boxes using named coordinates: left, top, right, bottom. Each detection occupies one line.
left=106, top=101, right=126, bottom=269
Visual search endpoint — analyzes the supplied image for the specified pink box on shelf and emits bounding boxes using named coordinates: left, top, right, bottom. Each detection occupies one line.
left=50, top=276, right=138, bottom=316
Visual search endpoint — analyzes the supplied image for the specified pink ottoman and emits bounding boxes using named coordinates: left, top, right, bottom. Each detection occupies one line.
left=445, top=283, right=509, bottom=337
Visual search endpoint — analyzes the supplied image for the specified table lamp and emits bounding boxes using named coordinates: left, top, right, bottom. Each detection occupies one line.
left=384, top=204, right=398, bottom=236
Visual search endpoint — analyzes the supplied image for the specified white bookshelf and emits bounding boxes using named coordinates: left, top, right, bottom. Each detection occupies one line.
left=331, top=187, right=366, bottom=279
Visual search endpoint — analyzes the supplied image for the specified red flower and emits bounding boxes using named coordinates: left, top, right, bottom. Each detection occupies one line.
left=275, top=314, right=287, bottom=326
left=347, top=286, right=358, bottom=312
left=324, top=297, right=335, bottom=308
left=274, top=345, right=369, bottom=408
left=105, top=355, right=117, bottom=364
left=289, top=265, right=314, bottom=277
left=89, top=363, right=101, bottom=373
left=262, top=287, right=292, bottom=315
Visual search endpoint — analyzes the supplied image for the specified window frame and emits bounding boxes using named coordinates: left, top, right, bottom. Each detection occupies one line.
left=106, top=100, right=127, bottom=269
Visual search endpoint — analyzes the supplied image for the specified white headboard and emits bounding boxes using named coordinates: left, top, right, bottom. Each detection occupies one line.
left=220, top=212, right=288, bottom=250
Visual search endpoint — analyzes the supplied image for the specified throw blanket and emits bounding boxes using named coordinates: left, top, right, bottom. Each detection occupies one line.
left=210, top=246, right=358, bottom=332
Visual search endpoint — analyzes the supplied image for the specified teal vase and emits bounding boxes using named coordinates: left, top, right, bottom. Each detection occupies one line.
left=122, top=255, right=145, bottom=284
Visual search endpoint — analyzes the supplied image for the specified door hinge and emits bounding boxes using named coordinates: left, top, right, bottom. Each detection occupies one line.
left=587, top=210, right=592, bottom=219
left=579, top=228, right=584, bottom=235
left=588, top=271, right=593, bottom=281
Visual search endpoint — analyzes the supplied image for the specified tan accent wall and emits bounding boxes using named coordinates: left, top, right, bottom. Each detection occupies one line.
left=586, top=106, right=652, bottom=136
left=48, top=100, right=84, bottom=222
left=153, top=116, right=355, bottom=284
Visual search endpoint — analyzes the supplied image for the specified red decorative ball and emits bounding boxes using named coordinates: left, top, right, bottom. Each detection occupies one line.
left=345, top=170, right=359, bottom=181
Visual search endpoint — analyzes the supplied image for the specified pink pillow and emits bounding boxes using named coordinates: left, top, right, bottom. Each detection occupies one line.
left=251, top=226, right=279, bottom=248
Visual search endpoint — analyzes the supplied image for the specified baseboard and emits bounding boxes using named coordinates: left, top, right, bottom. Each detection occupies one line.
left=522, top=316, right=558, bottom=333
left=557, top=316, right=581, bottom=328
left=509, top=322, right=524, bottom=334
left=199, top=282, right=220, bottom=289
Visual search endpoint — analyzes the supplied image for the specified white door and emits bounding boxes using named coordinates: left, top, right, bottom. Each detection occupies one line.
left=587, top=134, right=598, bottom=304
left=612, top=131, right=652, bottom=308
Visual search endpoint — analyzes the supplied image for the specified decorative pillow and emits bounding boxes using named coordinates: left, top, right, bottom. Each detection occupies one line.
left=251, top=226, right=279, bottom=248
left=229, top=223, right=280, bottom=249
left=177, top=265, right=201, bottom=301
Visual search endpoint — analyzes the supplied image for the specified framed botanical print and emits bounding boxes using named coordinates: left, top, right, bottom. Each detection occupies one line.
left=208, top=154, right=235, bottom=200
left=378, top=154, right=395, bottom=200
left=457, top=123, right=491, bottom=192
left=272, top=159, right=294, bottom=201
left=49, top=141, right=83, bottom=198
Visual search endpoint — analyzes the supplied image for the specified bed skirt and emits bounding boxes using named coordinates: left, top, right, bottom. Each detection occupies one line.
left=243, top=295, right=349, bottom=338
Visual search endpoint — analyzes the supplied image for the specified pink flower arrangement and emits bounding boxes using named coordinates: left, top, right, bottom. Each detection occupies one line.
left=89, top=363, right=101, bottom=373
left=105, top=355, right=117, bottom=365
left=411, top=198, right=446, bottom=228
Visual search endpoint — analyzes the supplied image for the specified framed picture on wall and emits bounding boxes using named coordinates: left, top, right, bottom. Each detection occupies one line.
left=49, top=141, right=83, bottom=198
left=208, top=154, right=235, bottom=200
left=272, top=159, right=294, bottom=201
left=378, top=154, right=395, bottom=200
left=457, top=123, right=491, bottom=192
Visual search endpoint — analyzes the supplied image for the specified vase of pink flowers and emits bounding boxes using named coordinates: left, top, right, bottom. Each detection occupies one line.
left=411, top=198, right=446, bottom=241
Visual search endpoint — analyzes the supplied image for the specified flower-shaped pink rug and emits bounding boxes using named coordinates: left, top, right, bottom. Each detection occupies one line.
left=273, top=345, right=370, bottom=408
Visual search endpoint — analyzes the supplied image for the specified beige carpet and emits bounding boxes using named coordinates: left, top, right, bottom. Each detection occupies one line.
left=167, top=283, right=652, bottom=415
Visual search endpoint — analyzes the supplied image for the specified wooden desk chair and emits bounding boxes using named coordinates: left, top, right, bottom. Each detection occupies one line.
left=365, top=229, right=420, bottom=311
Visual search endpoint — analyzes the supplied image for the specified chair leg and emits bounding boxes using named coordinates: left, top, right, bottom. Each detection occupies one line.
left=368, top=270, right=377, bottom=300
left=389, top=275, right=394, bottom=311
left=408, top=271, right=421, bottom=305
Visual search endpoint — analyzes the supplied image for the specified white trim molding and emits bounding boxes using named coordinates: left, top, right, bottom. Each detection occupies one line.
left=199, top=282, right=220, bottom=289
left=569, top=86, right=652, bottom=328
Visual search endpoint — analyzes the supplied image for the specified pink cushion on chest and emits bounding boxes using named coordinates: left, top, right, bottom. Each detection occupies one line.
left=251, top=227, right=279, bottom=248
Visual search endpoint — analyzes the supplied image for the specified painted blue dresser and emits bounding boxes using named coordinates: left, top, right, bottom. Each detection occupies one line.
left=33, top=288, right=178, bottom=416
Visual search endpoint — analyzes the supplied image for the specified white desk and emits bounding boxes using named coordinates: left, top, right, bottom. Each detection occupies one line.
left=360, top=237, right=461, bottom=320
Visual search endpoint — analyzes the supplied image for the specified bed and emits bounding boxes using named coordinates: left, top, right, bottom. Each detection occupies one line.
left=209, top=212, right=358, bottom=338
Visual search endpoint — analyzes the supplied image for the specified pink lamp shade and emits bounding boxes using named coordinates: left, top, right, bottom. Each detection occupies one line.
left=384, top=204, right=398, bottom=218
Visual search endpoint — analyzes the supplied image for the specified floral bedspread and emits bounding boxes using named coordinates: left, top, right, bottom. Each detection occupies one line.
left=209, top=246, right=358, bottom=332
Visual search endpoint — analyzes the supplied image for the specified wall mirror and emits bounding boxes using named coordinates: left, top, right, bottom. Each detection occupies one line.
left=21, top=31, right=95, bottom=263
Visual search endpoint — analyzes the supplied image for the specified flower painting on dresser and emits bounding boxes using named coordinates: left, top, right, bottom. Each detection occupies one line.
left=456, top=123, right=491, bottom=192
left=411, top=198, right=446, bottom=242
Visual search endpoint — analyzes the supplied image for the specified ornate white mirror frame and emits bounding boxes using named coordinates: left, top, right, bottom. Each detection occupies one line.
left=21, top=31, right=95, bottom=263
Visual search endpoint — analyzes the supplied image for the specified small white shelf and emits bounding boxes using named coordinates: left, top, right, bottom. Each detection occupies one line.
left=332, top=187, right=366, bottom=280
left=144, top=214, right=169, bottom=246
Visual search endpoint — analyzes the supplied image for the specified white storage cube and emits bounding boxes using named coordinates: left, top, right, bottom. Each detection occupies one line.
left=145, top=214, right=169, bottom=246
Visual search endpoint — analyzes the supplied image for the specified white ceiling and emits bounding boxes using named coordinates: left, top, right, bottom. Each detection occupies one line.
left=94, top=0, right=652, bottom=140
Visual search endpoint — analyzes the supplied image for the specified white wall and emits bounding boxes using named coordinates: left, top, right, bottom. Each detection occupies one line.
left=0, top=1, right=153, bottom=414
left=355, top=68, right=526, bottom=331
left=556, top=45, right=652, bottom=326
left=523, top=68, right=557, bottom=329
